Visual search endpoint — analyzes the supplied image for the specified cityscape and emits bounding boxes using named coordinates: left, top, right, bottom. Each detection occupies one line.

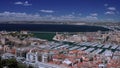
left=0, top=0, right=120, bottom=68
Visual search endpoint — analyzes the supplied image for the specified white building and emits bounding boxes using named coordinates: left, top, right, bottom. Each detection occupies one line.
left=1, top=38, right=5, bottom=45
left=42, top=53, right=48, bottom=63
left=25, top=49, right=38, bottom=67
left=25, top=49, right=62, bottom=68
left=2, top=53, right=16, bottom=59
left=98, top=64, right=107, bottom=68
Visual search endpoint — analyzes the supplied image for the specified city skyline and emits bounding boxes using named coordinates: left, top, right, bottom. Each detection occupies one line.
left=0, top=0, right=120, bottom=22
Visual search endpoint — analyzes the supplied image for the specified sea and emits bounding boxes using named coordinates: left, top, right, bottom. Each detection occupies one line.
left=0, top=24, right=109, bottom=32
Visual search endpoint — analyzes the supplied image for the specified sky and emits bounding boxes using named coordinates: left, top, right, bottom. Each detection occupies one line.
left=0, top=0, right=120, bottom=22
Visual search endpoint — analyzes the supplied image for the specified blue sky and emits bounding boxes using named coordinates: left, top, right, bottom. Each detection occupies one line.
left=0, top=0, right=120, bottom=22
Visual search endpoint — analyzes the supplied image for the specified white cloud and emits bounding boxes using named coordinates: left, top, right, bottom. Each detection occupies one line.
left=106, top=19, right=114, bottom=21
left=0, top=11, right=99, bottom=22
left=0, top=11, right=116, bottom=22
left=79, top=13, right=98, bottom=21
left=57, top=14, right=99, bottom=22
left=61, top=15, right=75, bottom=19
left=14, top=1, right=32, bottom=6
left=0, top=11, right=41, bottom=21
left=24, top=1, right=32, bottom=6
left=104, top=4, right=108, bottom=7
left=90, top=13, right=98, bottom=17
left=78, top=13, right=82, bottom=16
left=14, top=2, right=23, bottom=5
left=40, top=10, right=55, bottom=13
left=85, top=16, right=98, bottom=21
left=104, top=6, right=118, bottom=15
left=105, top=11, right=115, bottom=15
left=108, top=7, right=116, bottom=11
left=72, top=12, right=75, bottom=15
left=0, top=11, right=59, bottom=21
left=116, top=11, right=119, bottom=14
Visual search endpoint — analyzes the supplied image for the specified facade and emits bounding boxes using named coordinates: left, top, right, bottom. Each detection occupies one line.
left=25, top=49, right=38, bottom=67
left=41, top=53, right=48, bottom=63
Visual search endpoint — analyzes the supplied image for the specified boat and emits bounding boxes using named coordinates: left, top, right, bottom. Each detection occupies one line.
left=92, top=49, right=102, bottom=54
left=111, top=45, right=118, bottom=49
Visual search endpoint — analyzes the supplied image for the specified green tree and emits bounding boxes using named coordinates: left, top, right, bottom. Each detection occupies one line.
left=17, top=63, right=27, bottom=68
left=0, top=58, right=33, bottom=68
left=7, top=58, right=18, bottom=68
left=28, top=65, right=34, bottom=68
left=0, top=56, right=2, bottom=68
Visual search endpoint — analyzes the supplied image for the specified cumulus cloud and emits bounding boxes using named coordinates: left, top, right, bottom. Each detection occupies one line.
left=0, top=11, right=59, bottom=21
left=104, top=6, right=118, bottom=15
left=116, top=11, right=119, bottom=14
left=106, top=19, right=114, bottom=22
left=61, top=15, right=75, bottom=19
left=0, top=11, right=101, bottom=22
left=40, top=10, right=55, bottom=13
left=85, top=16, right=98, bottom=21
left=14, top=1, right=22, bottom=5
left=0, top=11, right=97, bottom=21
left=108, top=7, right=116, bottom=11
left=78, top=13, right=82, bottom=16
left=90, top=13, right=98, bottom=17
left=24, top=1, right=32, bottom=6
left=14, top=1, right=32, bottom=6
left=104, top=4, right=108, bottom=7
left=0, top=11, right=41, bottom=21
left=72, top=12, right=75, bottom=15
left=79, top=13, right=99, bottom=22
left=57, top=14, right=99, bottom=22
left=105, top=11, right=115, bottom=15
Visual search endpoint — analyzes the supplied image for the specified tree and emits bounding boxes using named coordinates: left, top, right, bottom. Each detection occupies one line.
left=0, top=56, right=2, bottom=68
left=17, top=63, right=27, bottom=68
left=7, top=58, right=18, bottom=68
left=28, top=65, right=34, bottom=68
left=0, top=58, right=32, bottom=68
